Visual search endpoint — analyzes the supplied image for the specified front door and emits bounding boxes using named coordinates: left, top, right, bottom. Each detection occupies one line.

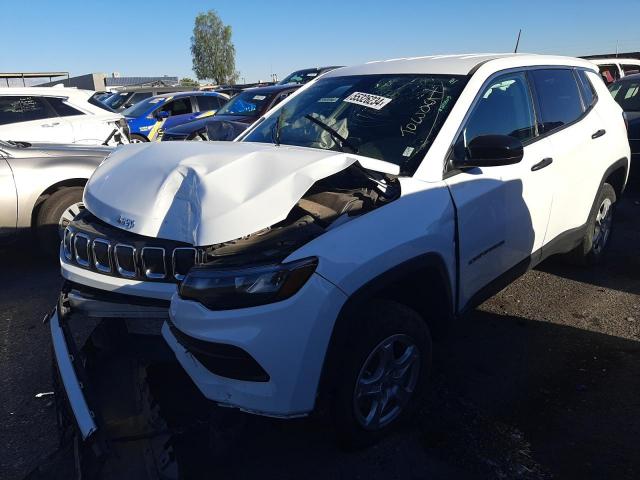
left=445, top=71, right=555, bottom=310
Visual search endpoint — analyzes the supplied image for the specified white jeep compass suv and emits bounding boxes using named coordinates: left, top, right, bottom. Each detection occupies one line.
left=49, top=54, right=630, bottom=447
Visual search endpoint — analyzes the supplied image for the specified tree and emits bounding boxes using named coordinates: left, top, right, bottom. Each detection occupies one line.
left=179, top=77, right=200, bottom=87
left=190, top=10, right=238, bottom=85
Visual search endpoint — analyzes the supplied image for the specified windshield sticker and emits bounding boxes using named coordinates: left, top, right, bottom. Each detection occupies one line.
left=343, top=92, right=392, bottom=110
left=253, top=95, right=266, bottom=100
left=318, top=97, right=339, bottom=103
left=149, top=98, right=165, bottom=104
left=402, top=146, right=415, bottom=157
left=306, top=72, right=318, bottom=77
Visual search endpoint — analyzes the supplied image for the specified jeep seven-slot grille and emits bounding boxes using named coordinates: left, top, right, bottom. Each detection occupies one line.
left=62, top=216, right=201, bottom=283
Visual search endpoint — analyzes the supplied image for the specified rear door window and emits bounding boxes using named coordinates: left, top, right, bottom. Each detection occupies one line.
left=46, top=97, right=84, bottom=117
left=197, top=95, right=225, bottom=111
left=530, top=69, right=584, bottom=134
left=0, top=96, right=53, bottom=125
left=576, top=70, right=597, bottom=109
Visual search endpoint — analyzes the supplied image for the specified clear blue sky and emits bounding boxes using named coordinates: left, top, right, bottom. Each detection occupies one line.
left=3, top=0, right=640, bottom=83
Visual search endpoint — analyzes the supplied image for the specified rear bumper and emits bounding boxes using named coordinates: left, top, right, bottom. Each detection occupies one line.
left=48, top=302, right=97, bottom=441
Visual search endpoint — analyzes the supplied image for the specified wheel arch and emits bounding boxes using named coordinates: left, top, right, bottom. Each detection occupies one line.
left=603, top=158, right=629, bottom=199
left=30, top=178, right=87, bottom=229
left=315, top=252, right=454, bottom=411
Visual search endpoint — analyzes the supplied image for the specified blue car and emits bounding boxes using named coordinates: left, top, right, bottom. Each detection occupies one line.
left=122, top=91, right=229, bottom=142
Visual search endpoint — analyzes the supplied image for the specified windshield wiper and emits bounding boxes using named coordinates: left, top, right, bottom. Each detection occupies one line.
left=303, top=114, right=358, bottom=154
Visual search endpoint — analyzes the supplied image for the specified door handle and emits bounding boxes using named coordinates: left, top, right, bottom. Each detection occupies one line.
left=592, top=129, right=606, bottom=139
left=531, top=157, right=553, bottom=171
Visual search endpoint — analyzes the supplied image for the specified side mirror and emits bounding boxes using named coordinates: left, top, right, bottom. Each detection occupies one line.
left=454, top=134, right=524, bottom=169
left=155, top=110, right=170, bottom=120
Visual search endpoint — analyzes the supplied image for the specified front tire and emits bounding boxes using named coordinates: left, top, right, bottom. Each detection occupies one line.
left=331, top=300, right=432, bottom=449
left=567, top=182, right=616, bottom=265
left=129, top=133, right=148, bottom=143
left=35, top=187, right=84, bottom=256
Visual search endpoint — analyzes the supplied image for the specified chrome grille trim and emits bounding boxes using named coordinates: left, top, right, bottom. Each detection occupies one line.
left=92, top=238, right=112, bottom=273
left=172, top=247, right=198, bottom=281
left=63, top=228, right=74, bottom=260
left=114, top=243, right=137, bottom=278
left=74, top=233, right=91, bottom=267
left=141, top=247, right=166, bottom=279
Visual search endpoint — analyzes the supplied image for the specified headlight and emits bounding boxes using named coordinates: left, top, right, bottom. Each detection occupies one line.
left=179, top=257, right=318, bottom=310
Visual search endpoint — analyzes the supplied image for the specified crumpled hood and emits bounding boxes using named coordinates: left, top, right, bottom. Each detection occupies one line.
left=83, top=141, right=361, bottom=246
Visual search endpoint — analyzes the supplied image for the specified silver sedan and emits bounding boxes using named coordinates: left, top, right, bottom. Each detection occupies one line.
left=0, top=140, right=113, bottom=254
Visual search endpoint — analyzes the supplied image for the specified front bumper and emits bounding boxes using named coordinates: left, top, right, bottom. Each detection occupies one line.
left=48, top=298, right=97, bottom=441
left=163, top=272, right=347, bottom=417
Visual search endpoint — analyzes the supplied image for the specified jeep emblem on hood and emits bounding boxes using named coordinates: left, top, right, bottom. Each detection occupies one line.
left=117, top=215, right=135, bottom=229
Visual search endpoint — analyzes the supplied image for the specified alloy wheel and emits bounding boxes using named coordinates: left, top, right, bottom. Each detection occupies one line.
left=592, top=198, right=612, bottom=255
left=353, top=334, right=420, bottom=430
left=58, top=202, right=84, bottom=238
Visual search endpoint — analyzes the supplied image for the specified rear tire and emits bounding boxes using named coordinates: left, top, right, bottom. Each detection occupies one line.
left=566, top=182, right=616, bottom=265
left=35, top=187, right=84, bottom=256
left=331, top=300, right=432, bottom=449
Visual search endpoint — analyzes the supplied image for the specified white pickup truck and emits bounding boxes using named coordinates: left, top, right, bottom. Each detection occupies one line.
left=49, top=54, right=630, bottom=449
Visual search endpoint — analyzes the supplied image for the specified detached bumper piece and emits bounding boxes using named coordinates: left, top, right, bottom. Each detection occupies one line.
left=168, top=320, right=270, bottom=382
left=48, top=297, right=98, bottom=442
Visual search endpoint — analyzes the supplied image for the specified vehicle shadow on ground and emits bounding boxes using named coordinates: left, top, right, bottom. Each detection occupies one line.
left=82, top=308, right=638, bottom=480
left=535, top=193, right=640, bottom=296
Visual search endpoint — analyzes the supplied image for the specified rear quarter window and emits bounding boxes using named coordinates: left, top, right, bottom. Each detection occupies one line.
left=576, top=70, right=597, bottom=109
left=46, top=97, right=85, bottom=117
left=530, top=69, right=584, bottom=134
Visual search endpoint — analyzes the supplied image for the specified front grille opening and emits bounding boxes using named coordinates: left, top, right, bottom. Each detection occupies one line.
left=74, top=234, right=90, bottom=267
left=115, top=244, right=136, bottom=277
left=173, top=248, right=197, bottom=280
left=92, top=239, right=111, bottom=273
left=142, top=247, right=166, bottom=279
left=63, top=228, right=73, bottom=260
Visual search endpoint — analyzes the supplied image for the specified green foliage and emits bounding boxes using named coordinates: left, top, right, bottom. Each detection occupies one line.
left=190, top=10, right=239, bottom=85
left=179, top=77, right=200, bottom=87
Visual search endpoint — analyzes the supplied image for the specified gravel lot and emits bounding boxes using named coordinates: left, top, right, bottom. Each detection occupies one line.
left=1, top=192, right=639, bottom=480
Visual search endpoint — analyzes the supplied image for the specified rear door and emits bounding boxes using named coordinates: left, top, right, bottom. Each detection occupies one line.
left=0, top=153, right=17, bottom=240
left=0, top=96, right=73, bottom=143
left=446, top=70, right=555, bottom=309
left=529, top=68, right=605, bottom=247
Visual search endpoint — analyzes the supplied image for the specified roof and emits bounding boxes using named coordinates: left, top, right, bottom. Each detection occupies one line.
left=105, top=76, right=179, bottom=87
left=152, top=90, right=226, bottom=99
left=241, top=83, right=302, bottom=95
left=322, top=53, right=596, bottom=77
left=0, top=72, right=68, bottom=79
left=588, top=58, right=640, bottom=65
left=0, top=86, right=93, bottom=97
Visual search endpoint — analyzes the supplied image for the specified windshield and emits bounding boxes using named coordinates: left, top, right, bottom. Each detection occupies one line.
left=215, top=90, right=273, bottom=116
left=610, top=79, right=640, bottom=111
left=122, top=96, right=166, bottom=117
left=279, top=69, right=320, bottom=85
left=103, top=92, right=134, bottom=110
left=243, top=74, right=467, bottom=175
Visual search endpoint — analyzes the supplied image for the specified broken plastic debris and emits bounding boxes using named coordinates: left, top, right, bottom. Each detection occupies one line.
left=35, top=391, right=54, bottom=398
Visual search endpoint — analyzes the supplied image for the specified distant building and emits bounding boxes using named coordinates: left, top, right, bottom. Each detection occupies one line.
left=0, top=71, right=69, bottom=87
left=34, top=72, right=179, bottom=91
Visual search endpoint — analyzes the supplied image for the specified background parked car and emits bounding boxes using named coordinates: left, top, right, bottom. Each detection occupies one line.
left=123, top=91, right=229, bottom=142
left=157, top=94, right=229, bottom=139
left=590, top=58, right=640, bottom=85
left=278, top=66, right=343, bottom=85
left=0, top=139, right=112, bottom=253
left=0, top=88, right=128, bottom=146
left=609, top=73, right=640, bottom=185
left=161, top=84, right=300, bottom=141
left=101, top=85, right=198, bottom=112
